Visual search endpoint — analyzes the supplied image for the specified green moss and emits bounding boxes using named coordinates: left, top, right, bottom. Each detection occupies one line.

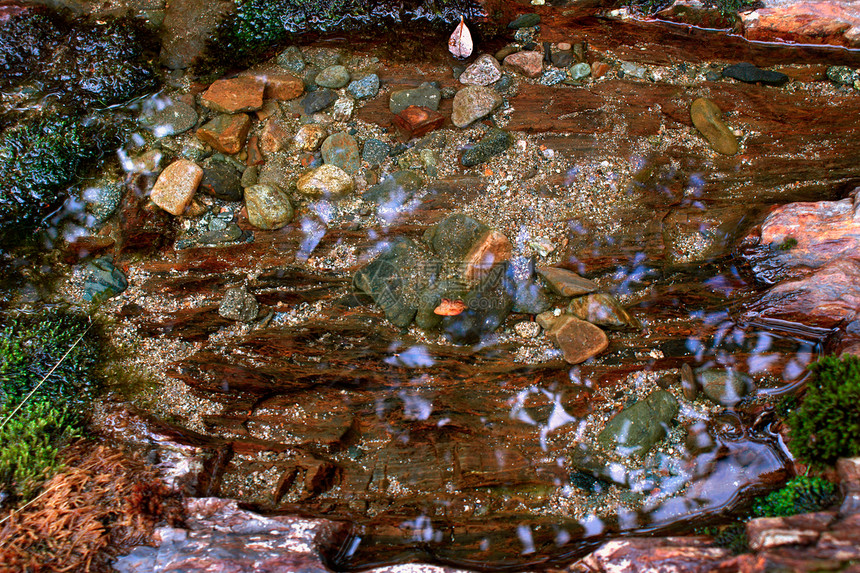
left=0, top=399, right=79, bottom=502
left=0, top=313, right=100, bottom=410
left=776, top=237, right=798, bottom=251
left=788, top=355, right=860, bottom=466
left=752, top=476, right=839, bottom=518
left=0, top=312, right=101, bottom=503
left=0, top=115, right=110, bottom=241
left=698, top=476, right=839, bottom=554
left=214, top=0, right=480, bottom=64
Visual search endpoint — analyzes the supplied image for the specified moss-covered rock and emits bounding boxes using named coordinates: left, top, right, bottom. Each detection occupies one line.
left=0, top=115, right=108, bottom=242
left=214, top=0, right=485, bottom=63
left=788, top=354, right=860, bottom=466
left=0, top=312, right=102, bottom=503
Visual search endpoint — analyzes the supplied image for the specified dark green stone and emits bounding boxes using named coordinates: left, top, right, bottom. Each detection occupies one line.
left=596, top=389, right=679, bottom=455
left=423, top=213, right=489, bottom=262
left=508, top=13, right=540, bottom=28
left=461, top=128, right=512, bottom=167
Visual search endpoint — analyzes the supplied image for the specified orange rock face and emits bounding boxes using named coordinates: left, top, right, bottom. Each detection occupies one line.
left=464, top=230, right=512, bottom=285
left=201, top=77, right=265, bottom=113
left=149, top=159, right=203, bottom=216
left=197, top=114, right=251, bottom=155
left=741, top=0, right=860, bottom=48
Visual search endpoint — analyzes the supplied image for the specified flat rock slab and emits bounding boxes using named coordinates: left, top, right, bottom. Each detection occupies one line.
left=538, top=266, right=599, bottom=297
left=741, top=0, right=860, bottom=48
left=550, top=315, right=609, bottom=364
left=201, top=77, right=265, bottom=113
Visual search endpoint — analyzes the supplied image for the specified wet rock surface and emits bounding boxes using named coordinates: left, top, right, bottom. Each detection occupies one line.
left=7, top=3, right=860, bottom=573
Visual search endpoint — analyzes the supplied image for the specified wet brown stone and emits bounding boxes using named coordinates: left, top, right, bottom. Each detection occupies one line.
left=537, top=266, right=599, bottom=297
left=149, top=159, right=203, bottom=216
left=550, top=315, right=609, bottom=364
left=62, top=236, right=115, bottom=263
left=592, top=61, right=610, bottom=78
left=201, top=77, right=264, bottom=113
left=246, top=135, right=264, bottom=166
left=196, top=114, right=251, bottom=155
left=691, top=98, right=738, bottom=156
left=392, top=105, right=446, bottom=140
left=567, top=293, right=641, bottom=329
left=503, top=50, right=544, bottom=78
left=117, top=182, right=176, bottom=256
left=260, top=72, right=304, bottom=101
left=463, top=230, right=512, bottom=285
left=680, top=363, right=698, bottom=400
left=655, top=0, right=736, bottom=28
left=260, top=118, right=290, bottom=154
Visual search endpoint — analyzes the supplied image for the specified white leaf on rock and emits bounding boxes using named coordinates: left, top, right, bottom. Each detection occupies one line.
left=448, top=16, right=473, bottom=58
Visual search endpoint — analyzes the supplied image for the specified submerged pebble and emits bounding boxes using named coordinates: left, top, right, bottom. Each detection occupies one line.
left=690, top=98, right=738, bottom=156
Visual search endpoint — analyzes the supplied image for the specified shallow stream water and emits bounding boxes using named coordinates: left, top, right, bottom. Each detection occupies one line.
left=2, top=1, right=860, bottom=570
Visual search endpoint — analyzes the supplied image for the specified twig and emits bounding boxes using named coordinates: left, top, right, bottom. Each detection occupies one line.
left=0, top=320, right=92, bottom=431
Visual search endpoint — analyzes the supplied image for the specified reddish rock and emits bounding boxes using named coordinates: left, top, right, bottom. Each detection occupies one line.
left=392, top=105, right=446, bottom=140
left=201, top=77, right=265, bottom=113
left=760, top=197, right=860, bottom=266
left=261, top=72, right=305, bottom=101
left=112, top=497, right=348, bottom=572
left=746, top=513, right=835, bottom=551
left=62, top=235, right=115, bottom=263
left=742, top=195, right=860, bottom=284
left=464, top=230, right=512, bottom=285
left=741, top=0, right=860, bottom=48
left=773, top=64, right=829, bottom=82
left=117, top=181, right=176, bottom=255
left=196, top=114, right=251, bottom=155
left=149, top=159, right=203, bottom=216
left=503, top=50, right=544, bottom=78
left=260, top=118, right=290, bottom=154
left=745, top=259, right=860, bottom=329
left=550, top=315, right=609, bottom=364
left=246, top=136, right=264, bottom=166
left=591, top=61, right=610, bottom=78
left=573, top=537, right=731, bottom=572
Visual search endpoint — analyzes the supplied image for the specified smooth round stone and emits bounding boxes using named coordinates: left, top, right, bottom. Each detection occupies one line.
left=296, top=164, right=354, bottom=198
left=514, top=321, right=541, bottom=338
left=347, top=74, right=380, bottom=99
left=320, top=132, right=360, bottom=174
left=567, top=293, right=640, bottom=329
left=389, top=82, right=441, bottom=114
left=316, top=65, right=350, bottom=88
left=244, top=183, right=293, bottom=230
left=301, top=89, right=336, bottom=114
left=568, top=62, right=591, bottom=81
left=277, top=46, right=306, bottom=73
left=700, top=369, right=754, bottom=406
left=504, top=50, right=544, bottom=78
left=451, top=85, right=503, bottom=128
left=495, top=45, right=520, bottom=61
left=509, top=13, right=540, bottom=28
left=690, top=97, right=738, bottom=156
left=459, top=54, right=503, bottom=86
left=551, top=315, right=608, bottom=364
left=827, top=65, right=855, bottom=86
left=294, top=124, right=328, bottom=152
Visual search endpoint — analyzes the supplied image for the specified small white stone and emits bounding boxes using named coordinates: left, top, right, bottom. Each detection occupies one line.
left=514, top=321, right=541, bottom=338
